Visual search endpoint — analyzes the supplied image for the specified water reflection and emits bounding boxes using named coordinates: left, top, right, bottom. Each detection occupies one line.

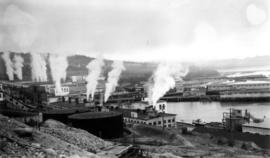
left=167, top=102, right=270, bottom=123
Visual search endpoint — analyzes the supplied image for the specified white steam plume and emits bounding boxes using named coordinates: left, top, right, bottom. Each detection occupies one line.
left=149, top=63, right=187, bottom=106
left=104, top=60, right=125, bottom=102
left=1, top=52, right=14, bottom=80
left=86, top=56, right=104, bottom=101
left=31, top=53, right=48, bottom=82
left=49, top=54, right=68, bottom=93
left=13, top=54, right=24, bottom=80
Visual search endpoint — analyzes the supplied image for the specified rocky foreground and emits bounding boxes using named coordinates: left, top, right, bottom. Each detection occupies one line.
left=0, top=114, right=124, bottom=158
left=1, top=114, right=270, bottom=158
left=119, top=125, right=270, bottom=158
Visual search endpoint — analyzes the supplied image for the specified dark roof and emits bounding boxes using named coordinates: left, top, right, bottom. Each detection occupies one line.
left=43, top=109, right=77, bottom=115
left=117, top=108, right=176, bottom=121
left=68, top=111, right=122, bottom=119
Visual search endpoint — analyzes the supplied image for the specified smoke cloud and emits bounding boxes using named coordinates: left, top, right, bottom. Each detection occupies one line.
left=31, top=53, right=48, bottom=82
left=1, top=4, right=38, bottom=52
left=13, top=54, right=24, bottom=80
left=104, top=60, right=125, bottom=102
left=1, top=52, right=14, bottom=81
left=1, top=1, right=270, bottom=62
left=149, top=63, right=187, bottom=106
left=49, top=54, right=68, bottom=93
left=86, top=56, right=104, bottom=101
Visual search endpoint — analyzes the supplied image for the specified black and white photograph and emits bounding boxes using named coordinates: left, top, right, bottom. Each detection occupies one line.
left=0, top=0, right=270, bottom=157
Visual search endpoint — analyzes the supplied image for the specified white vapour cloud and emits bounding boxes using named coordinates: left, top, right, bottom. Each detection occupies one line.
left=1, top=52, right=14, bottom=80
left=246, top=4, right=267, bottom=26
left=149, top=63, right=187, bottom=106
left=1, top=4, right=39, bottom=52
left=49, top=54, right=68, bottom=93
left=104, top=60, right=125, bottom=102
left=0, top=0, right=270, bottom=62
left=13, top=54, right=24, bottom=80
left=31, top=53, right=48, bottom=82
left=86, top=56, right=104, bottom=101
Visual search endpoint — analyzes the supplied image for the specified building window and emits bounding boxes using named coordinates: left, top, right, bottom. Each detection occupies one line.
left=168, top=119, right=171, bottom=123
left=149, top=122, right=152, bottom=125
left=164, top=120, right=166, bottom=123
left=153, top=122, right=156, bottom=125
left=158, top=121, right=161, bottom=124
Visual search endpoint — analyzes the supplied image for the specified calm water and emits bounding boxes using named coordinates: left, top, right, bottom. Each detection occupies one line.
left=167, top=102, right=270, bottom=123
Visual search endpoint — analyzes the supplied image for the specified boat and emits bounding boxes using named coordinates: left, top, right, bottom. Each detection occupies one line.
left=192, top=119, right=206, bottom=127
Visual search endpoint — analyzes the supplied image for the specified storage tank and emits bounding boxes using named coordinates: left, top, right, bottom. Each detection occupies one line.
left=43, top=109, right=77, bottom=124
left=68, top=111, right=123, bottom=139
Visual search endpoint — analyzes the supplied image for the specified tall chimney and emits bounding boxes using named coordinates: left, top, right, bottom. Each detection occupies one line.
left=99, top=92, right=103, bottom=107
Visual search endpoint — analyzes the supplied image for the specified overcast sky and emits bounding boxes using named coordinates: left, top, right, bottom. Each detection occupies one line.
left=0, top=0, right=269, bottom=62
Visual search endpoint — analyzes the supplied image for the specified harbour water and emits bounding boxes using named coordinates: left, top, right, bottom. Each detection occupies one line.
left=167, top=102, right=270, bottom=123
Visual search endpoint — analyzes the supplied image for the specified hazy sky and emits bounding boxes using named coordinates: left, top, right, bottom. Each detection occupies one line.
left=0, top=0, right=269, bottom=62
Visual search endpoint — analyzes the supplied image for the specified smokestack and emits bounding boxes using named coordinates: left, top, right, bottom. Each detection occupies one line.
left=13, top=54, right=24, bottom=80
left=104, top=60, right=125, bottom=102
left=86, top=56, right=104, bottom=101
left=31, top=53, right=48, bottom=82
left=1, top=52, right=14, bottom=81
left=149, top=63, right=187, bottom=106
left=49, top=54, right=68, bottom=93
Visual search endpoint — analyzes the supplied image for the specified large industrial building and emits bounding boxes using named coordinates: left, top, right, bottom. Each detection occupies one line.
left=108, top=100, right=176, bottom=128
left=122, top=108, right=176, bottom=128
left=218, top=81, right=270, bottom=101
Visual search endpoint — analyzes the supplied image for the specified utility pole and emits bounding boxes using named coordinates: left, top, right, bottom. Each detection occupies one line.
left=229, top=108, right=234, bottom=146
left=160, top=104, right=165, bottom=131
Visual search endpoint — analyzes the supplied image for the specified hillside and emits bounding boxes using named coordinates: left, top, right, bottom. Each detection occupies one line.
left=200, top=56, right=270, bottom=72
left=1, top=52, right=269, bottom=82
left=184, top=65, right=221, bottom=80
left=0, top=53, right=157, bottom=83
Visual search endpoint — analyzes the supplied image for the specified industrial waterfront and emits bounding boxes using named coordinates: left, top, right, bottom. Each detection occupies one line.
left=1, top=0, right=270, bottom=157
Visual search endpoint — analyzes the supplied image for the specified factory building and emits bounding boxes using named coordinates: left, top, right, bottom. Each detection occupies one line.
left=231, top=81, right=270, bottom=90
left=122, top=108, right=176, bottom=128
left=112, top=100, right=168, bottom=113
left=41, top=84, right=70, bottom=97
left=207, top=83, right=232, bottom=92
left=222, top=109, right=248, bottom=131
left=220, top=90, right=270, bottom=101
left=70, top=75, right=87, bottom=82
left=207, top=80, right=270, bottom=101
left=183, top=86, right=206, bottom=97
